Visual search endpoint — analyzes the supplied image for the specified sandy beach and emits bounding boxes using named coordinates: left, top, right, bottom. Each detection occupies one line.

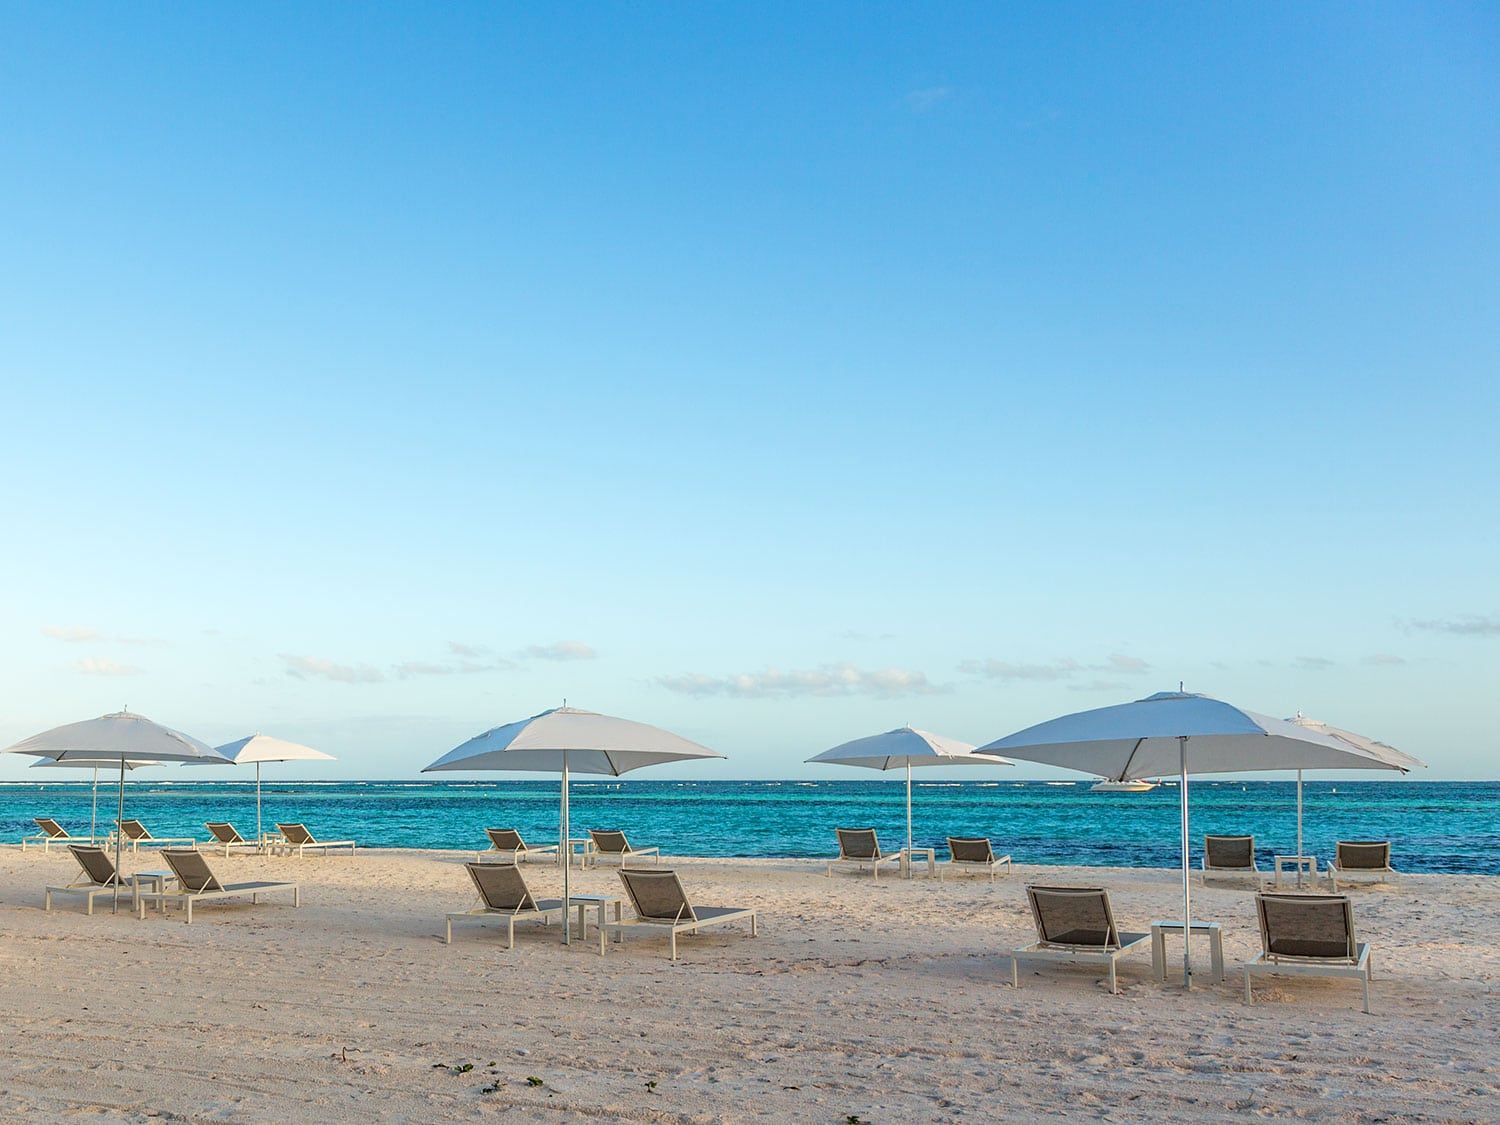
left=0, top=846, right=1495, bottom=1123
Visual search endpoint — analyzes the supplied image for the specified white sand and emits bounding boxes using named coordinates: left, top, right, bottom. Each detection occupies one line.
left=0, top=846, right=1495, bottom=1123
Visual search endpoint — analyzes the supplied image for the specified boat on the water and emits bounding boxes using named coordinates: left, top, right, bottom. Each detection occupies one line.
left=1090, top=778, right=1158, bottom=793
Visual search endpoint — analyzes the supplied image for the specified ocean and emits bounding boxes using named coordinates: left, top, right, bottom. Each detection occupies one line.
left=3, top=778, right=1495, bottom=874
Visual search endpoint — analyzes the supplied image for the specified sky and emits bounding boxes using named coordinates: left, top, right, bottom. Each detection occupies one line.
left=1, top=4, right=1496, bottom=781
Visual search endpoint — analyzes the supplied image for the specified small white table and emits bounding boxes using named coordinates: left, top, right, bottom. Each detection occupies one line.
left=564, top=838, right=596, bottom=868
left=130, top=870, right=176, bottom=912
left=900, top=847, right=937, bottom=878
left=1271, top=855, right=1318, bottom=889
left=1151, top=920, right=1225, bottom=984
left=567, top=893, right=623, bottom=941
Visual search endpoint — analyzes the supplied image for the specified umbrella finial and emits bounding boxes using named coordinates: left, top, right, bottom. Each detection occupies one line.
left=1178, top=681, right=1184, bottom=693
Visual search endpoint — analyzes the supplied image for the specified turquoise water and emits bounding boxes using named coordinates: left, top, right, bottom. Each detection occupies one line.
left=3, top=779, right=1495, bottom=874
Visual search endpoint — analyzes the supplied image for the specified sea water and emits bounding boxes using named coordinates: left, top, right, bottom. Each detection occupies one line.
left=2, top=779, right=1495, bottom=874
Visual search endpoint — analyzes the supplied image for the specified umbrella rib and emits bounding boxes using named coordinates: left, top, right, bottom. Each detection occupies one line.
left=1117, top=737, right=1147, bottom=782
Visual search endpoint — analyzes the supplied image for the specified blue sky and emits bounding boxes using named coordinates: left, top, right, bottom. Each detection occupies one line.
left=1, top=4, right=1495, bottom=780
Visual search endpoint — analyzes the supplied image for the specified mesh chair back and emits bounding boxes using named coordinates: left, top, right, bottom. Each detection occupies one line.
left=162, top=849, right=224, bottom=894
left=466, top=861, right=536, bottom=913
left=486, top=828, right=524, bottom=851
left=1027, top=886, right=1120, bottom=948
left=35, top=817, right=68, bottom=838
left=205, top=822, right=245, bottom=844
left=1336, top=841, right=1391, bottom=871
left=276, top=823, right=314, bottom=845
left=618, top=868, right=695, bottom=924
left=589, top=829, right=629, bottom=855
left=69, top=844, right=122, bottom=887
left=947, top=837, right=994, bottom=863
left=836, top=828, right=881, bottom=861
left=1257, top=893, right=1358, bottom=960
left=118, top=819, right=150, bottom=841
left=1205, top=835, right=1255, bottom=868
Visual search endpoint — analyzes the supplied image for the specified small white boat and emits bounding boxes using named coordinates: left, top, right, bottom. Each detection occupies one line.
left=1090, top=778, right=1158, bottom=793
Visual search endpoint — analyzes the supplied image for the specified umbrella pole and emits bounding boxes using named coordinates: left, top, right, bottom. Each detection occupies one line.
left=1296, top=768, right=1304, bottom=862
left=257, top=761, right=263, bottom=849
left=114, top=758, right=125, bottom=914
left=91, top=766, right=99, bottom=841
left=561, top=752, right=571, bottom=946
left=1179, top=736, right=1191, bottom=989
left=905, top=761, right=913, bottom=879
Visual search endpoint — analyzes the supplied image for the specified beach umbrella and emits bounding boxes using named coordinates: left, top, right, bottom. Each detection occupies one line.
left=3, top=710, right=231, bottom=911
left=977, top=690, right=1407, bottom=988
left=30, top=756, right=162, bottom=841
left=422, top=706, right=725, bottom=944
left=1286, top=714, right=1425, bottom=858
left=186, top=733, right=337, bottom=845
left=806, top=727, right=1013, bottom=870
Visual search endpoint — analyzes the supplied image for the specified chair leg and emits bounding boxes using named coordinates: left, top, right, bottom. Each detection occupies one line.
left=1108, top=960, right=1117, bottom=995
left=1361, top=969, right=1370, bottom=1014
left=669, top=931, right=677, bottom=960
left=445, top=919, right=452, bottom=944
left=1010, top=958, right=1019, bottom=988
left=1244, top=968, right=1253, bottom=1006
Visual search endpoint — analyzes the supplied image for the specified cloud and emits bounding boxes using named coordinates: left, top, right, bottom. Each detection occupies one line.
left=524, top=641, right=596, bottom=662
left=1295, top=656, right=1335, bottom=669
left=448, top=641, right=490, bottom=658
left=76, top=657, right=143, bottom=677
left=394, top=658, right=511, bottom=679
left=280, top=654, right=386, bottom=684
left=1409, top=612, right=1500, bottom=637
left=44, top=625, right=99, bottom=642
left=657, top=662, right=948, bottom=699
left=1365, top=653, right=1406, bottom=666
left=959, top=653, right=1149, bottom=682
left=904, top=86, right=952, bottom=111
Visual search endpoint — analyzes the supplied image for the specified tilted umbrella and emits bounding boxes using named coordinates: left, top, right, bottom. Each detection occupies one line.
left=977, top=691, right=1407, bottom=988
left=422, top=706, right=725, bottom=944
left=3, top=710, right=231, bottom=911
left=806, top=727, right=1013, bottom=871
left=186, top=733, right=337, bottom=846
left=1286, top=714, right=1425, bottom=859
left=31, top=756, right=162, bottom=842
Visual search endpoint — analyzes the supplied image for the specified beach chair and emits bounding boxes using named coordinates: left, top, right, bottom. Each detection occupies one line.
left=1244, top=893, right=1372, bottom=1013
left=586, top=829, right=660, bottom=868
left=1327, top=841, right=1398, bottom=888
left=271, top=823, right=356, bottom=857
left=45, top=844, right=136, bottom=915
left=201, top=822, right=262, bottom=857
left=600, top=868, right=758, bottom=960
left=445, top=861, right=566, bottom=947
left=1010, top=886, right=1150, bottom=995
left=826, top=828, right=902, bottom=880
left=112, top=819, right=196, bottom=853
left=136, top=849, right=299, bottom=924
left=940, top=836, right=1013, bottom=882
left=23, top=817, right=97, bottom=853
left=1202, top=835, right=1259, bottom=884
left=478, top=828, right=559, bottom=864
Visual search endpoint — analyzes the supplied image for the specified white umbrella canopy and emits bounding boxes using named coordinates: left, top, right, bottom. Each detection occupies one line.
left=806, top=727, right=1013, bottom=864
left=3, top=710, right=231, bottom=911
left=977, top=691, right=1406, bottom=987
left=187, top=733, right=337, bottom=845
left=31, top=756, right=162, bottom=841
left=1285, top=714, right=1425, bottom=857
left=422, top=706, right=725, bottom=943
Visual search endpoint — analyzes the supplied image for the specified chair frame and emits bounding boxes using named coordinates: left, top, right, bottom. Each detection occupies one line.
left=586, top=829, right=660, bottom=868
left=44, top=845, right=137, bottom=915
left=201, top=822, right=263, bottom=857
left=940, top=836, right=1013, bottom=882
left=1244, top=893, right=1372, bottom=1013
left=1201, top=834, right=1260, bottom=884
left=1327, top=841, right=1398, bottom=888
left=1009, top=885, right=1151, bottom=995
left=111, top=819, right=196, bottom=853
left=24, top=817, right=98, bottom=854
left=445, top=861, right=566, bottom=947
left=826, top=827, right=902, bottom=880
left=477, top=828, right=559, bottom=864
left=270, top=823, right=357, bottom=857
left=600, top=868, right=757, bottom=960
left=136, top=849, right=300, bottom=924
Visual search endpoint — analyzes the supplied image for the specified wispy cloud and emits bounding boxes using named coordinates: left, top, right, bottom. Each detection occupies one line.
left=904, top=86, right=952, bottom=112
left=280, top=654, right=386, bottom=684
left=658, top=662, right=947, bottom=699
left=394, top=659, right=509, bottom=679
left=448, top=641, right=490, bottom=658
left=1295, top=656, right=1335, bottom=670
left=44, top=625, right=99, bottom=642
left=76, top=657, right=143, bottom=677
left=524, top=641, right=596, bottom=662
left=959, top=653, right=1149, bottom=683
left=1409, top=612, right=1500, bottom=637
left=1365, top=653, right=1406, bottom=666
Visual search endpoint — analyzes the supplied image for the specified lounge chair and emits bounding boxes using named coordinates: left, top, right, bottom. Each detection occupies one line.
left=1244, top=893, right=1372, bottom=1012
left=445, top=861, right=566, bottom=947
left=941, top=836, right=1013, bottom=882
left=1202, top=835, right=1259, bottom=884
left=112, top=819, right=196, bottom=853
left=201, top=822, right=262, bottom=857
left=1328, top=841, right=1398, bottom=888
left=271, top=823, right=356, bottom=857
left=478, top=828, right=559, bottom=864
left=600, top=868, right=758, bottom=960
left=1009, top=885, right=1150, bottom=994
left=23, top=817, right=98, bottom=853
left=136, top=849, right=299, bottom=924
left=45, top=844, right=136, bottom=914
left=826, top=827, right=902, bottom=880
left=586, top=829, right=660, bottom=867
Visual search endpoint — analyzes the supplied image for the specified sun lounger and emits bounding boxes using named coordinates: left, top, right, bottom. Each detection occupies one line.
left=270, top=823, right=356, bottom=857
left=941, top=836, right=1013, bottom=882
left=1010, top=885, right=1150, bottom=994
left=44, top=845, right=138, bottom=914
left=1328, top=841, right=1398, bottom=888
left=201, top=822, right=262, bottom=857
left=24, top=817, right=98, bottom=853
left=445, top=861, right=567, bottom=947
left=112, top=819, right=196, bottom=853
left=1244, top=893, right=1372, bottom=1012
left=136, top=849, right=299, bottom=923
left=826, top=827, right=902, bottom=880
left=1202, top=834, right=1259, bottom=884
left=478, top=828, right=559, bottom=864
left=600, top=868, right=757, bottom=960
left=586, top=829, right=660, bottom=867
